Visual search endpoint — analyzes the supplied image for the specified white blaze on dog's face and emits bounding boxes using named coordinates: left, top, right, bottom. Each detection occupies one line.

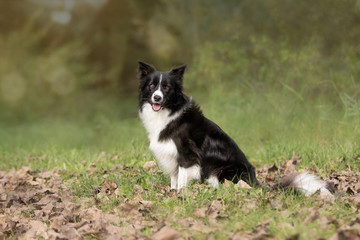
left=151, top=74, right=164, bottom=111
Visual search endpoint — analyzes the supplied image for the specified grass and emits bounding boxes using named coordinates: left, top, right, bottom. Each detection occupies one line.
left=1, top=86, right=359, bottom=239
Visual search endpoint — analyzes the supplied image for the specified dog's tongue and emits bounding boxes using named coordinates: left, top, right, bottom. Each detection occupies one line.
left=152, top=104, right=161, bottom=111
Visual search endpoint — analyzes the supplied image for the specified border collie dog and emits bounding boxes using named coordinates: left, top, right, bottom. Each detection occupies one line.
left=138, top=61, right=331, bottom=196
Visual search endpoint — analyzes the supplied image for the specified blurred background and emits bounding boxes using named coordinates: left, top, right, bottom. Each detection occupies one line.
left=0, top=0, right=359, bottom=161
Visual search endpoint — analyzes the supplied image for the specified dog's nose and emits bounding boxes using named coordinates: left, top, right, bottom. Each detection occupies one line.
left=153, top=95, right=162, bottom=102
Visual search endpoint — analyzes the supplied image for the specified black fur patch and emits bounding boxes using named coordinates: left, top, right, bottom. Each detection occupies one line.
left=159, top=101, right=257, bottom=185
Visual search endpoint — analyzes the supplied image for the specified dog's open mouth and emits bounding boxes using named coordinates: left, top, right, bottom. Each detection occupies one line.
left=152, top=103, right=162, bottom=112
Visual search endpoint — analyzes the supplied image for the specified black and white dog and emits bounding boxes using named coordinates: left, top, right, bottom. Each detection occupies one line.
left=138, top=61, right=331, bottom=196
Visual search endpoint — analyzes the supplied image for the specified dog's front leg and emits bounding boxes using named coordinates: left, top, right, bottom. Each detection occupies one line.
left=170, top=174, right=178, bottom=190
left=177, top=166, right=188, bottom=190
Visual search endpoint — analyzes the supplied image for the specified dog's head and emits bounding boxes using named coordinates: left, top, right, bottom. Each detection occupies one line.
left=138, top=61, right=188, bottom=113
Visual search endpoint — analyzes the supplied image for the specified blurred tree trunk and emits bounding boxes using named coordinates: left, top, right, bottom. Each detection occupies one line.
left=0, top=0, right=28, bottom=34
left=86, top=0, right=132, bottom=91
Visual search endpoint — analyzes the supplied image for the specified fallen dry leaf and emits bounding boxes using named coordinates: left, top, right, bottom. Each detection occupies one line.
left=269, top=199, right=283, bottom=209
left=118, top=202, right=140, bottom=216
left=194, top=207, right=207, bottom=218
left=252, top=220, right=272, bottom=239
left=152, top=225, right=182, bottom=240
left=285, top=233, right=300, bottom=240
left=140, top=200, right=155, bottom=208
left=207, top=200, right=223, bottom=225
left=110, top=164, right=123, bottom=171
left=143, top=161, right=157, bottom=171
left=236, top=180, right=252, bottom=189
left=329, top=229, right=360, bottom=240
left=224, top=179, right=231, bottom=188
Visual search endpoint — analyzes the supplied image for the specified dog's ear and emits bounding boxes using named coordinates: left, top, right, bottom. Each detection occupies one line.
left=170, top=64, right=187, bottom=84
left=138, top=61, right=156, bottom=78
left=170, top=64, right=187, bottom=77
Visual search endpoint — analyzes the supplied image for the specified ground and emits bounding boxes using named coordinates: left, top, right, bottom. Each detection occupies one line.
left=1, top=152, right=359, bottom=240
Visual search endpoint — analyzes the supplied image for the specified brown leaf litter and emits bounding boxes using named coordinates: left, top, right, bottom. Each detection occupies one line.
left=0, top=167, right=226, bottom=240
left=1, top=153, right=360, bottom=239
left=0, top=167, right=164, bottom=239
left=1, top=167, right=113, bottom=239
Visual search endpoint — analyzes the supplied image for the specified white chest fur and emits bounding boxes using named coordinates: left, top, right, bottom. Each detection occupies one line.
left=139, top=103, right=182, bottom=175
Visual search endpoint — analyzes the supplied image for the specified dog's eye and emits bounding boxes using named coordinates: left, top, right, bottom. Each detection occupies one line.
left=150, top=84, right=155, bottom=89
left=165, top=86, right=170, bottom=91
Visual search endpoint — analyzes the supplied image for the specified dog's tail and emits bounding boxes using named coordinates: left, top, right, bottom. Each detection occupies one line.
left=271, top=172, right=332, bottom=197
